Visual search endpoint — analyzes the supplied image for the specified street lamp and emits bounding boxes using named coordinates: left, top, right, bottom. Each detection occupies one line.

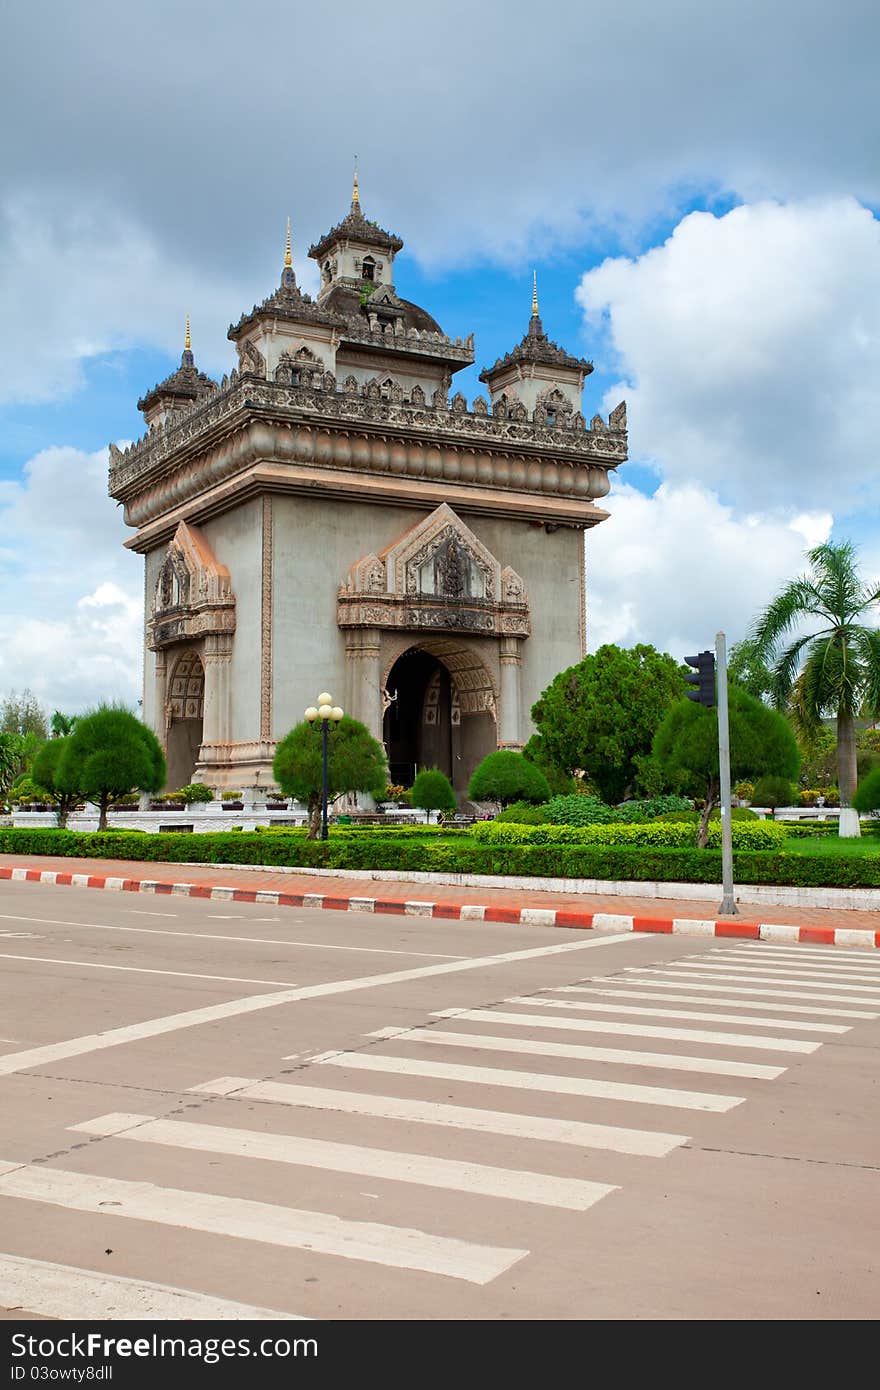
left=304, top=693, right=344, bottom=840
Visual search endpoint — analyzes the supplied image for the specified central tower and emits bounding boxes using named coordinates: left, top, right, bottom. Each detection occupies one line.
left=110, top=181, right=627, bottom=798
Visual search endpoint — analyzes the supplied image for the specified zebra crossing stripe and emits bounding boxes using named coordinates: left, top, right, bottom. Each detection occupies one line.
left=633, top=966, right=880, bottom=999
left=0, top=1159, right=526, bottom=1286
left=366, top=1026, right=785, bottom=1079
left=0, top=1253, right=306, bottom=1321
left=691, top=953, right=880, bottom=981
left=602, top=974, right=880, bottom=1007
left=189, top=1077, right=689, bottom=1157
left=71, top=1112, right=617, bottom=1212
left=316, top=1052, right=745, bottom=1112
left=531, top=993, right=849, bottom=1033
left=577, top=980, right=878, bottom=1016
left=431, top=1007, right=819, bottom=1053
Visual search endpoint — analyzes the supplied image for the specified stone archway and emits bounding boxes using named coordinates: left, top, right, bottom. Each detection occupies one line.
left=165, top=649, right=205, bottom=791
left=381, top=638, right=497, bottom=796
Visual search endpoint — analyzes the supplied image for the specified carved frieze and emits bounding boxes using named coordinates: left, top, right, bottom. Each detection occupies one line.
left=147, top=521, right=236, bottom=651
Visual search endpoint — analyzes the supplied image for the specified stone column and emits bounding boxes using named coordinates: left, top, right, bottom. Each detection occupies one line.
left=344, top=628, right=382, bottom=740
left=202, top=634, right=232, bottom=747
left=152, top=652, right=168, bottom=747
left=499, top=635, right=524, bottom=748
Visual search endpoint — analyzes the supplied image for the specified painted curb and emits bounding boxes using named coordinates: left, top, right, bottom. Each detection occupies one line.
left=2, top=864, right=878, bottom=949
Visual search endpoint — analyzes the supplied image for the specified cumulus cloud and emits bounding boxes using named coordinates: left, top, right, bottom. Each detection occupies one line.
left=0, top=446, right=142, bottom=711
left=586, top=480, right=833, bottom=657
left=578, top=197, right=880, bottom=514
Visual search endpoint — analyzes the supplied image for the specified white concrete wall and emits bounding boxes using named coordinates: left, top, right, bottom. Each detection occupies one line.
left=201, top=498, right=264, bottom=742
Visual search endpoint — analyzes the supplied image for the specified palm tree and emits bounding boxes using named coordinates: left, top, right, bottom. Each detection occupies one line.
left=750, top=541, right=880, bottom=835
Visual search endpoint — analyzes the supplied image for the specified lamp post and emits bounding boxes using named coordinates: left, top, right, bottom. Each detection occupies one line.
left=304, top=693, right=344, bottom=840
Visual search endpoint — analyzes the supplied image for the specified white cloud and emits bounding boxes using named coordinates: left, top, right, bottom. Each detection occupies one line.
left=578, top=198, right=880, bottom=513
left=0, top=446, right=142, bottom=712
left=586, top=480, right=833, bottom=657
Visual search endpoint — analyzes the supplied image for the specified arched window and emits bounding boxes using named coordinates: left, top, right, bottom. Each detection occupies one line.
left=361, top=256, right=376, bottom=282
left=323, top=261, right=332, bottom=283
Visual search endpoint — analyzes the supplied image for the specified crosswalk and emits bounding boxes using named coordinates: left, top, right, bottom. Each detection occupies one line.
left=3, top=938, right=879, bottom=1316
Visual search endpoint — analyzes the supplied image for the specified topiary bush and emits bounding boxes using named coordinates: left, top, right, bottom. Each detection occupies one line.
left=468, top=751, right=550, bottom=807
left=616, top=795, right=693, bottom=822
left=543, top=794, right=617, bottom=826
left=853, top=768, right=880, bottom=816
left=752, top=775, right=797, bottom=818
left=471, top=818, right=788, bottom=850
left=176, top=783, right=215, bottom=804
left=410, top=768, right=457, bottom=818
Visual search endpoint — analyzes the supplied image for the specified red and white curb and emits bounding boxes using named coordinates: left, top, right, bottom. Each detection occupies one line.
left=2, top=865, right=877, bottom=949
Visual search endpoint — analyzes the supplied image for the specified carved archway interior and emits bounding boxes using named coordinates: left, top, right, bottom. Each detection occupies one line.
left=165, top=649, right=205, bottom=790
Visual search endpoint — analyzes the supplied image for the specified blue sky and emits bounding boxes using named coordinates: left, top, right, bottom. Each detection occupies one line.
left=1, top=0, right=878, bottom=712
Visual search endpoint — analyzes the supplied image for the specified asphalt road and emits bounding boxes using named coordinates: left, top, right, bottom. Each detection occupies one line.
left=0, top=880, right=877, bottom=1321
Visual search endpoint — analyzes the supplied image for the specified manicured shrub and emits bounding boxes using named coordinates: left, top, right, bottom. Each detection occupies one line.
left=651, top=807, right=758, bottom=823
left=752, top=775, right=797, bottom=817
left=468, top=751, right=550, bottom=807
left=616, top=795, right=693, bottom=822
left=853, top=768, right=880, bottom=815
left=176, top=783, right=216, bottom=804
left=544, top=794, right=616, bottom=826
left=56, top=706, right=165, bottom=831
left=471, top=819, right=788, bottom=850
left=3, top=826, right=879, bottom=888
left=410, top=768, right=457, bottom=818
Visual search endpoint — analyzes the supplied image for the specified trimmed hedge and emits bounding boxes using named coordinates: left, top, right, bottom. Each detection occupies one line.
left=2, top=825, right=880, bottom=886
left=471, top=819, right=788, bottom=850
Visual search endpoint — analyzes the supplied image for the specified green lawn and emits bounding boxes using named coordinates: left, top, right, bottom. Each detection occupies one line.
left=785, top=831, right=880, bottom=857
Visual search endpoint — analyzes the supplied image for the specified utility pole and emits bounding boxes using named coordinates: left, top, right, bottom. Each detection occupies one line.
left=716, top=631, right=737, bottom=916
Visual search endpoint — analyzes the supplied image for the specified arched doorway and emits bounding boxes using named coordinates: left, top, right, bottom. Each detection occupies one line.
left=165, top=649, right=205, bottom=790
left=382, top=643, right=497, bottom=796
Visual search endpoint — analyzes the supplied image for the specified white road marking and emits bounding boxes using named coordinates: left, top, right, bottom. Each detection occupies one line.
left=0, top=1159, right=525, bottom=1286
left=0, top=932, right=644, bottom=1079
left=72, top=1112, right=616, bottom=1212
left=191, top=1077, right=689, bottom=1157
left=576, top=981, right=878, bottom=1017
left=633, top=966, right=880, bottom=999
left=0, top=1252, right=305, bottom=1320
left=366, top=1026, right=784, bottom=1079
left=670, top=961, right=878, bottom=984
left=432, top=1007, right=819, bottom=1054
left=0, top=952, right=300, bottom=989
left=723, top=944, right=880, bottom=962
left=708, top=947, right=880, bottom=970
left=535, top=993, right=848, bottom=1033
left=125, top=911, right=180, bottom=918
left=607, top=974, right=880, bottom=1007
left=0, top=913, right=462, bottom=959
left=316, top=1052, right=744, bottom=1112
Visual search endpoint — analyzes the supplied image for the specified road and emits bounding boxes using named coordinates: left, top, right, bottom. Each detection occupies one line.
left=0, top=879, right=877, bottom=1320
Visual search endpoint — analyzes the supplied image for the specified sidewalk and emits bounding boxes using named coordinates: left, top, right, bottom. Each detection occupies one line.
left=1, top=853, right=878, bottom=948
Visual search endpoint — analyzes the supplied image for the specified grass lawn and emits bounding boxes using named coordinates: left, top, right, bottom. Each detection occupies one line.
left=785, top=831, right=880, bottom=857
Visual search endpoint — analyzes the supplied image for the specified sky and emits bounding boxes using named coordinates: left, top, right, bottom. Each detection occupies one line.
left=1, top=0, right=879, bottom=713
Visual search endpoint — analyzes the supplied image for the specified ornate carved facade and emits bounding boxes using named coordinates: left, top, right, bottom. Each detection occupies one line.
left=113, top=182, right=627, bottom=794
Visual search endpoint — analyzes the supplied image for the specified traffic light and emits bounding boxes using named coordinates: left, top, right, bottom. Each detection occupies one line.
left=685, top=650, right=716, bottom=707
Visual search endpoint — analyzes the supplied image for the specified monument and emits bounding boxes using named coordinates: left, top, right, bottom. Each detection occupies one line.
left=109, top=179, right=627, bottom=796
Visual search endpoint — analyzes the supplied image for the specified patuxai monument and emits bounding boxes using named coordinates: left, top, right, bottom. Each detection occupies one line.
left=109, top=178, right=627, bottom=796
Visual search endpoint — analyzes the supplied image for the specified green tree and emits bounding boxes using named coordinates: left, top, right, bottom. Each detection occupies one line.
left=522, top=733, right=577, bottom=795
left=750, top=541, right=880, bottom=832
left=0, top=734, right=18, bottom=799
left=410, top=768, right=457, bottom=821
left=0, top=689, right=49, bottom=738
left=853, top=768, right=880, bottom=815
left=31, top=738, right=82, bottom=828
left=797, top=725, right=838, bottom=790
left=50, top=711, right=77, bottom=738
left=531, top=645, right=686, bottom=803
left=468, top=750, right=550, bottom=808
left=57, top=706, right=165, bottom=830
left=273, top=715, right=387, bottom=839
left=752, top=774, right=796, bottom=819
left=727, top=638, right=774, bottom=700
left=652, top=687, right=800, bottom=847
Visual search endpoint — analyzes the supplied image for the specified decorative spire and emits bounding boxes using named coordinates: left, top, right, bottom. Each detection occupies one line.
left=284, top=217, right=292, bottom=268
left=352, top=160, right=360, bottom=210
left=181, top=313, right=194, bottom=366
left=532, top=271, right=539, bottom=318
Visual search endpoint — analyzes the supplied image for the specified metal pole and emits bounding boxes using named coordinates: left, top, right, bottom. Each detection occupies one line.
left=716, top=630, right=737, bottom=915
left=321, top=719, right=329, bottom=842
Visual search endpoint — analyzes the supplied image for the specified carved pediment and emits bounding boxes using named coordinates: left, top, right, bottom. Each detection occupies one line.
left=338, top=504, right=530, bottom=639
left=148, top=521, right=236, bottom=650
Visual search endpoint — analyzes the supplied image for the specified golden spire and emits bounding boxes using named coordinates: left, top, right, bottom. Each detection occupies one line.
left=184, top=314, right=191, bottom=352
left=352, top=160, right=360, bottom=209
left=531, top=270, right=539, bottom=318
left=284, top=216, right=292, bottom=268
